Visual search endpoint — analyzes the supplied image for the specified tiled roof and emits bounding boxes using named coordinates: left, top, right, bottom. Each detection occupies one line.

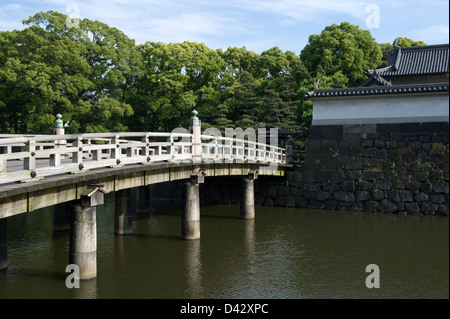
left=374, top=44, right=449, bottom=78
left=360, top=70, right=392, bottom=87
left=306, top=82, right=449, bottom=99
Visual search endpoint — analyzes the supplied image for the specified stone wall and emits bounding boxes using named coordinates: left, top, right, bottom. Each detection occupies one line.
left=296, top=122, right=449, bottom=215
left=150, top=122, right=449, bottom=216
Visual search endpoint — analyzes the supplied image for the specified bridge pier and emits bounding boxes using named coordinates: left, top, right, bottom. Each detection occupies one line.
left=136, top=186, right=150, bottom=214
left=182, top=181, right=200, bottom=240
left=69, top=204, right=97, bottom=280
left=114, top=189, right=133, bottom=235
left=0, top=218, right=6, bottom=270
left=53, top=202, right=72, bottom=231
left=69, top=187, right=106, bottom=280
left=240, top=176, right=256, bottom=219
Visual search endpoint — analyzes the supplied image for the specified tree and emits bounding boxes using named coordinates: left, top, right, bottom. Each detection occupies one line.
left=0, top=11, right=136, bottom=134
left=300, top=22, right=382, bottom=88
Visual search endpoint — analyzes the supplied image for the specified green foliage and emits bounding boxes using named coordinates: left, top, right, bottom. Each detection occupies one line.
left=300, top=22, right=382, bottom=88
left=0, top=13, right=425, bottom=148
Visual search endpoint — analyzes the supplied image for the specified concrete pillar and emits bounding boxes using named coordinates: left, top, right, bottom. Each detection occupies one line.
left=240, top=177, right=255, bottom=219
left=0, top=218, right=7, bottom=271
left=114, top=189, right=133, bottom=235
left=53, top=202, right=72, bottom=231
left=182, top=181, right=200, bottom=240
left=69, top=204, right=97, bottom=280
left=136, top=186, right=150, bottom=213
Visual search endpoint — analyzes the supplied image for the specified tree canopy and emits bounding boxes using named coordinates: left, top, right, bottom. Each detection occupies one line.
left=0, top=12, right=425, bottom=147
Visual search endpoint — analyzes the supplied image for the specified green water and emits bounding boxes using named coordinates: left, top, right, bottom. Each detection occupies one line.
left=0, top=193, right=448, bottom=299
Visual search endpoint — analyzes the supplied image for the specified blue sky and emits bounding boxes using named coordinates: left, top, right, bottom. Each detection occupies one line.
left=0, top=0, right=448, bottom=54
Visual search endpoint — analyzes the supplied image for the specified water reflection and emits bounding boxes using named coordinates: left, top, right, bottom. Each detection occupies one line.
left=184, top=240, right=202, bottom=298
left=74, top=277, right=98, bottom=299
left=0, top=199, right=448, bottom=299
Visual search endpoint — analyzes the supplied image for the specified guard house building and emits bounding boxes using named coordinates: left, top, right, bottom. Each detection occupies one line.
left=307, top=43, right=449, bottom=126
left=301, top=43, right=449, bottom=214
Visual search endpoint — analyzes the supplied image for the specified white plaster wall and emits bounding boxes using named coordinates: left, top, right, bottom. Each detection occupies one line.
left=311, top=94, right=449, bottom=125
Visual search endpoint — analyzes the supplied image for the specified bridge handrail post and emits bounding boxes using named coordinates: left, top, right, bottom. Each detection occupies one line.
left=111, top=135, right=120, bottom=162
left=190, top=110, right=201, bottom=164
left=51, top=113, right=65, bottom=166
left=23, top=139, right=36, bottom=171
left=72, top=136, right=83, bottom=166
left=142, top=134, right=150, bottom=163
left=169, top=133, right=174, bottom=161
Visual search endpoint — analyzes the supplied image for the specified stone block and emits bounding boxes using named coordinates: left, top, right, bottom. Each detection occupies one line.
left=405, top=181, right=421, bottom=191
left=267, top=186, right=278, bottom=198
left=388, top=189, right=400, bottom=202
left=333, top=191, right=354, bottom=202
left=338, top=141, right=352, bottom=156
left=372, top=189, right=384, bottom=201
left=317, top=191, right=330, bottom=202
left=433, top=181, right=449, bottom=194
left=356, top=191, right=370, bottom=201
left=405, top=202, right=421, bottom=214
left=263, top=197, right=274, bottom=206
left=376, top=148, right=388, bottom=159
left=345, top=157, right=362, bottom=170
left=278, top=185, right=290, bottom=196
left=364, top=147, right=378, bottom=158
left=325, top=199, right=338, bottom=210
left=274, top=196, right=285, bottom=206
left=321, top=139, right=339, bottom=153
left=399, top=190, right=413, bottom=202
left=361, top=139, right=373, bottom=147
left=414, top=192, right=429, bottom=202
left=286, top=171, right=294, bottom=181
left=380, top=199, right=397, bottom=213
left=430, top=194, right=446, bottom=204
left=420, top=202, right=436, bottom=214
left=285, top=196, right=295, bottom=207
left=438, top=204, right=449, bottom=216
left=302, top=169, right=316, bottom=183
left=295, top=197, right=309, bottom=208
left=293, top=171, right=303, bottom=181
left=356, top=180, right=372, bottom=191
left=343, top=134, right=361, bottom=145
left=290, top=187, right=301, bottom=197
left=342, top=180, right=355, bottom=192
left=365, top=201, right=379, bottom=212
left=374, top=140, right=386, bottom=148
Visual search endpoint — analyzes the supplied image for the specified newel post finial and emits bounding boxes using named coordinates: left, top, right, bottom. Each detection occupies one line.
left=55, top=113, right=63, bottom=128
left=190, top=109, right=200, bottom=127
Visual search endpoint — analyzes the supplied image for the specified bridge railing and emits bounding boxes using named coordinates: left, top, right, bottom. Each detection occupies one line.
left=200, top=135, right=286, bottom=164
left=0, top=132, right=285, bottom=184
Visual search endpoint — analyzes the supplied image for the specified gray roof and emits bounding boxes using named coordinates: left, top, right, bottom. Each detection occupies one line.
left=373, top=44, right=449, bottom=78
left=306, top=82, right=449, bottom=99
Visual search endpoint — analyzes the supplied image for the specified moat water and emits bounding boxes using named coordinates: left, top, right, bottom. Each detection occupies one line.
left=0, top=193, right=448, bottom=299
